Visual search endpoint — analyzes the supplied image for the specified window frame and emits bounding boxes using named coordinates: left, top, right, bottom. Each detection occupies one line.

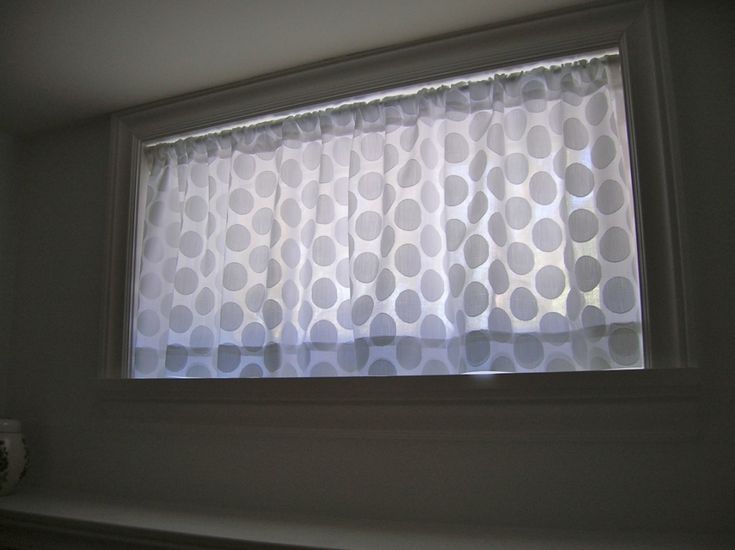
left=100, top=0, right=695, bottom=412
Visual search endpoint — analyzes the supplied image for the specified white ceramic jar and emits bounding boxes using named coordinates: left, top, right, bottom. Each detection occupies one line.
left=0, top=419, right=28, bottom=496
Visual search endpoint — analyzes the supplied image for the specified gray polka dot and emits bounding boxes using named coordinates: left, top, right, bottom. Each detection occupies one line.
left=514, top=334, right=544, bottom=369
left=254, top=171, right=277, bottom=197
left=242, top=322, right=265, bottom=349
left=195, top=287, right=214, bottom=315
left=251, top=207, right=272, bottom=235
left=396, top=337, right=422, bottom=370
left=280, top=160, right=302, bottom=187
left=220, top=302, right=244, bottom=331
left=506, top=197, right=532, bottom=229
left=522, top=79, right=547, bottom=112
left=445, top=133, right=469, bottom=163
left=312, top=236, right=336, bottom=266
left=299, top=261, right=312, bottom=288
left=596, top=179, right=624, bottom=215
left=507, top=242, right=534, bottom=275
left=354, top=252, right=380, bottom=283
left=189, top=164, right=208, bottom=187
left=233, top=154, right=255, bottom=180
left=311, top=320, right=337, bottom=345
left=185, top=195, right=207, bottom=222
left=263, top=343, right=282, bottom=372
left=245, top=284, right=266, bottom=312
left=301, top=179, right=319, bottom=208
left=280, top=198, right=301, bottom=227
left=368, top=359, right=396, bottom=376
left=592, top=135, right=616, bottom=168
left=266, top=259, right=281, bottom=288
left=395, top=244, right=421, bottom=277
left=351, top=295, right=374, bottom=326
left=382, top=184, right=396, bottom=214
left=488, top=213, right=507, bottom=247
left=530, top=171, right=556, bottom=205
left=445, top=175, right=468, bottom=206
left=566, top=288, right=583, bottom=321
left=469, top=112, right=492, bottom=141
left=361, top=133, right=384, bottom=161
left=180, top=231, right=203, bottom=258
left=535, top=265, right=566, bottom=299
left=510, top=287, right=538, bottom=321
left=315, top=194, right=335, bottom=224
left=448, top=264, right=466, bottom=298
left=487, top=167, right=505, bottom=200
left=301, top=220, right=316, bottom=247
left=420, top=138, right=438, bottom=169
left=140, top=273, right=162, bottom=299
left=468, top=192, right=488, bottom=224
left=298, top=303, right=313, bottom=331
left=226, top=224, right=250, bottom=252
left=445, top=219, right=466, bottom=252
left=190, top=325, right=214, bottom=349
left=603, top=276, right=636, bottom=313
left=355, top=211, right=382, bottom=241
left=169, top=305, right=193, bottom=333
left=376, top=269, right=396, bottom=301
left=420, top=269, right=444, bottom=302
left=134, top=348, right=158, bottom=374
left=216, top=344, right=241, bottom=373
left=609, top=326, right=640, bottom=366
left=312, top=278, right=338, bottom=309
left=487, top=123, right=505, bottom=155
left=222, top=262, right=247, bottom=291
left=400, top=126, right=419, bottom=152
left=563, top=117, right=589, bottom=150
left=504, top=153, right=528, bottom=184
left=261, top=299, right=283, bottom=329
left=565, top=163, right=594, bottom=197
left=335, top=218, right=349, bottom=246
left=539, top=313, right=570, bottom=345
left=137, top=309, right=159, bottom=337
left=381, top=226, right=395, bottom=257
left=395, top=289, right=421, bottom=323
left=469, top=150, right=487, bottom=181
left=165, top=345, right=188, bottom=372
left=585, top=92, right=608, bottom=125
left=581, top=306, right=606, bottom=341
left=395, top=199, right=421, bottom=231
left=488, top=308, right=513, bottom=340
left=527, top=125, right=551, bottom=158
left=282, top=279, right=299, bottom=309
left=420, top=225, right=442, bottom=257
left=491, top=356, right=515, bottom=372
left=464, top=282, right=489, bottom=317
left=421, top=182, right=440, bottom=213
left=505, top=110, right=527, bottom=140
left=397, top=159, right=421, bottom=187
left=488, top=260, right=509, bottom=294
left=370, top=312, right=396, bottom=343
left=420, top=315, right=446, bottom=340
left=599, top=227, right=631, bottom=262
left=248, top=245, right=269, bottom=273
left=574, top=255, right=602, bottom=292
left=532, top=218, right=562, bottom=252
left=464, top=235, right=489, bottom=268
left=569, top=209, right=599, bottom=242
left=200, top=250, right=215, bottom=277
left=358, top=172, right=383, bottom=200
left=281, top=239, right=301, bottom=268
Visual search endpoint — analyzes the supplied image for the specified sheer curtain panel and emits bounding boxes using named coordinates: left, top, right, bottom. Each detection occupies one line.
left=132, top=55, right=643, bottom=378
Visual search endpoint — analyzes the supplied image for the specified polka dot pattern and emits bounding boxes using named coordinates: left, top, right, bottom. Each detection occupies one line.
left=132, top=55, right=642, bottom=378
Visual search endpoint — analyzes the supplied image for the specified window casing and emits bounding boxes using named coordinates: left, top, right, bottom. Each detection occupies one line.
left=101, top=1, right=692, bottom=405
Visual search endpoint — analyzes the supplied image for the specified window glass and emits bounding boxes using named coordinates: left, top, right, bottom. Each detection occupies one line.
left=131, top=51, right=642, bottom=378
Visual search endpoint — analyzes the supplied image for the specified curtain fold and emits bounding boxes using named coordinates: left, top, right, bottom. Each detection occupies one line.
left=132, top=55, right=643, bottom=378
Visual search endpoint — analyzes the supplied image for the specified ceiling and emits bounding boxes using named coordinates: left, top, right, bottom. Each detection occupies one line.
left=0, top=0, right=589, bottom=135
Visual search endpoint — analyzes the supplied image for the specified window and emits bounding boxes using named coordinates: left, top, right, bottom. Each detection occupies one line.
left=102, top=1, right=689, bottom=390
left=129, top=50, right=643, bottom=379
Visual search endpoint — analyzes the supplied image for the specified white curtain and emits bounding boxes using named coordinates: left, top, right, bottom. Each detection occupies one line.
left=132, top=55, right=642, bottom=378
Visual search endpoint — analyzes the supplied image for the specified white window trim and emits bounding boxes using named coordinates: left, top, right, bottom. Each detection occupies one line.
left=99, top=0, right=696, bottom=439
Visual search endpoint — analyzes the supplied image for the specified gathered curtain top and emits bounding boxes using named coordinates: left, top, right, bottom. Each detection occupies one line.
left=146, top=55, right=618, bottom=163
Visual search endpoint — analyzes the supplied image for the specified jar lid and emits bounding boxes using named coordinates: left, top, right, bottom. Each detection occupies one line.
left=0, top=419, right=22, bottom=433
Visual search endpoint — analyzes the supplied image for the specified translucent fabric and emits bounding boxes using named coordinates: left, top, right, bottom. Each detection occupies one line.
left=132, top=55, right=643, bottom=378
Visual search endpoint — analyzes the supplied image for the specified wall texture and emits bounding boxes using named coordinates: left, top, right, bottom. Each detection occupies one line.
left=6, top=1, right=734, bottom=535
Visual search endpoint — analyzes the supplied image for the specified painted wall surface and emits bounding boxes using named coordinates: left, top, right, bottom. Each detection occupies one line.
left=0, top=131, right=18, bottom=417
left=6, top=1, right=734, bottom=534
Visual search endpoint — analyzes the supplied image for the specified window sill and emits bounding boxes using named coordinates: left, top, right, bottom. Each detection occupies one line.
left=95, top=368, right=702, bottom=443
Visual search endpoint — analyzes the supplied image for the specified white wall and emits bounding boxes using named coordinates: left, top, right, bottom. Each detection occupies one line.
left=5, top=1, right=734, bottom=534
